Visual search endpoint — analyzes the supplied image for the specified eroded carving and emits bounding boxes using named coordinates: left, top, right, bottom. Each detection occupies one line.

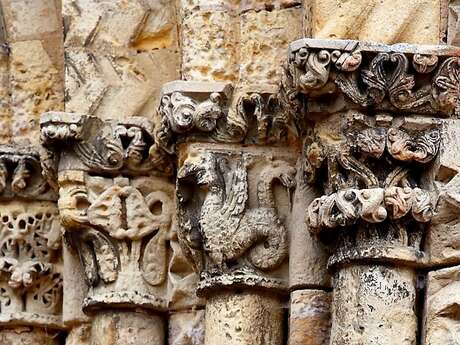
left=177, top=147, right=295, bottom=294
left=40, top=112, right=177, bottom=313
left=289, top=39, right=460, bottom=117
left=0, top=202, right=62, bottom=328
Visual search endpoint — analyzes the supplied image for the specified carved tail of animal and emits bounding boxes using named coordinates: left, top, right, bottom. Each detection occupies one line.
left=249, top=162, right=295, bottom=270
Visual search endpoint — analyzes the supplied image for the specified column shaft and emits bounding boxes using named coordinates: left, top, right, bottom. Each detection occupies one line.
left=205, top=291, right=284, bottom=345
left=90, top=311, right=165, bottom=345
left=331, top=265, right=417, bottom=345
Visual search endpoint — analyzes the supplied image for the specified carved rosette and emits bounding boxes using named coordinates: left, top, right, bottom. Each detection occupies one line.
left=40, top=112, right=174, bottom=313
left=0, top=145, right=62, bottom=330
left=289, top=39, right=460, bottom=117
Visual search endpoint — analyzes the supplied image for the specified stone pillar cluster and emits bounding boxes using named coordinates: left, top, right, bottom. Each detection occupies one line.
left=0, top=1, right=458, bottom=345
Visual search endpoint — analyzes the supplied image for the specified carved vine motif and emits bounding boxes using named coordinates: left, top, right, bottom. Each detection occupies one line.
left=289, top=39, right=460, bottom=116
left=303, top=113, right=440, bottom=257
left=303, top=121, right=441, bottom=195
left=58, top=172, right=173, bottom=310
left=0, top=204, right=62, bottom=323
left=177, top=151, right=295, bottom=283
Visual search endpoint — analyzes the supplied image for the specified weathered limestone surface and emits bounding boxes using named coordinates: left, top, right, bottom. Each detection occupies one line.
left=332, top=265, right=417, bottom=345
left=426, top=120, right=460, bottom=266
left=289, top=290, right=331, bottom=345
left=0, top=0, right=64, bottom=143
left=0, top=327, right=61, bottom=345
left=205, top=291, right=284, bottom=345
left=90, top=311, right=165, bottom=345
left=181, top=9, right=238, bottom=82
left=239, top=7, right=303, bottom=85
left=168, top=310, right=205, bottom=345
left=311, top=0, right=442, bottom=44
left=63, top=0, right=180, bottom=119
left=425, top=265, right=460, bottom=345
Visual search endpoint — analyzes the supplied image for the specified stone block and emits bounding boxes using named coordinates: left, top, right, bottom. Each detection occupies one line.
left=425, top=265, right=460, bottom=345
left=10, top=40, right=64, bottom=144
left=239, top=7, right=303, bottom=86
left=181, top=11, right=238, bottom=82
left=1, top=0, right=61, bottom=42
left=312, top=0, right=441, bottom=44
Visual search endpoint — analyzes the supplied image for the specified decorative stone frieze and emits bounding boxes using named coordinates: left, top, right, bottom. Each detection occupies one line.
left=292, top=39, right=460, bottom=345
left=0, top=144, right=63, bottom=343
left=40, top=111, right=177, bottom=344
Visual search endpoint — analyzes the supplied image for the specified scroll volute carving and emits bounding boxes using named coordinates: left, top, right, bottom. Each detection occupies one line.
left=151, top=82, right=301, bottom=174
left=304, top=112, right=440, bottom=262
left=288, top=39, right=460, bottom=117
left=41, top=112, right=176, bottom=312
left=176, top=145, right=296, bottom=295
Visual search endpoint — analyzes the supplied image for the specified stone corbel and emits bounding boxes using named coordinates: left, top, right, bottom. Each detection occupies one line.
left=0, top=144, right=63, bottom=344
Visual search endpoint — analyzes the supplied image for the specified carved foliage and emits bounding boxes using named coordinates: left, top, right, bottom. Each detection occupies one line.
left=289, top=40, right=460, bottom=116
left=58, top=172, right=173, bottom=310
left=0, top=146, right=55, bottom=200
left=40, top=112, right=167, bottom=178
left=0, top=203, right=62, bottom=324
left=152, top=83, right=300, bottom=167
left=177, top=149, right=295, bottom=292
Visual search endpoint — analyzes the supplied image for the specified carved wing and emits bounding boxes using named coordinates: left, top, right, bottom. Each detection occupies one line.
left=220, top=159, right=248, bottom=221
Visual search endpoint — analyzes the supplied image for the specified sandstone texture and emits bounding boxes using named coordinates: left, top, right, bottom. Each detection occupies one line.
left=289, top=289, right=331, bottom=345
left=311, top=0, right=442, bottom=44
left=425, top=265, right=460, bottom=345
left=0, top=2, right=458, bottom=345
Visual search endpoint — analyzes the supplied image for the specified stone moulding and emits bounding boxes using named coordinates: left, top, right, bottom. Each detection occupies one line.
left=288, top=38, right=460, bottom=116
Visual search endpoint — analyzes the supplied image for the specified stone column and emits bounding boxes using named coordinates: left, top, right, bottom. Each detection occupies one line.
left=0, top=145, right=64, bottom=342
left=287, top=38, right=460, bottom=344
left=40, top=112, right=176, bottom=345
left=153, top=81, right=299, bottom=345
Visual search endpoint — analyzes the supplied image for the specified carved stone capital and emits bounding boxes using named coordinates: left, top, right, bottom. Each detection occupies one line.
left=0, top=144, right=62, bottom=330
left=153, top=81, right=300, bottom=167
left=303, top=111, right=441, bottom=268
left=40, top=112, right=177, bottom=313
left=40, top=112, right=168, bottom=181
left=176, top=144, right=296, bottom=296
left=288, top=39, right=460, bottom=117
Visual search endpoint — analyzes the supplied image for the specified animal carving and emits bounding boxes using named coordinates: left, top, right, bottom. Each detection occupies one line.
left=177, top=152, right=295, bottom=272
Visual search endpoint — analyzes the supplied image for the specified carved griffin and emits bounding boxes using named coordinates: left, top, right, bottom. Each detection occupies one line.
left=177, top=151, right=295, bottom=273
